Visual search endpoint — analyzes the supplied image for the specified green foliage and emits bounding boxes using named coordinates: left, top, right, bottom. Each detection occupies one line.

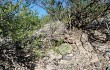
left=51, top=39, right=64, bottom=47
left=0, top=0, right=43, bottom=58
left=30, top=0, right=109, bottom=28
left=34, top=48, right=42, bottom=58
left=0, top=0, right=41, bottom=42
left=0, top=0, right=44, bottom=68
left=55, top=43, right=73, bottom=55
left=0, top=1, right=109, bottom=68
left=40, top=15, right=51, bottom=27
left=12, top=8, right=40, bottom=41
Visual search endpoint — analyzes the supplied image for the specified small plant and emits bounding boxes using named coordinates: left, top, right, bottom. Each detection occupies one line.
left=51, top=39, right=64, bottom=47
left=56, top=43, right=72, bottom=55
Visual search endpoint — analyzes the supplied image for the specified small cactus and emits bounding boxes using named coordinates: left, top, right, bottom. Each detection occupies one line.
left=58, top=43, right=72, bottom=55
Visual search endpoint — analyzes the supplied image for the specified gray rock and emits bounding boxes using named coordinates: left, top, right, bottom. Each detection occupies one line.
left=107, top=64, right=110, bottom=70
left=104, top=50, right=110, bottom=60
left=62, top=54, right=73, bottom=61
left=36, top=21, right=66, bottom=40
left=47, top=50, right=62, bottom=62
left=94, top=61, right=100, bottom=67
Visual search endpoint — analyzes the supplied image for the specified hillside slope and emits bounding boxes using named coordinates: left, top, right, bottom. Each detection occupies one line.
left=34, top=21, right=110, bottom=70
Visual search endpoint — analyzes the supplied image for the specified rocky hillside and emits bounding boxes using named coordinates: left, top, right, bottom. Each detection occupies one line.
left=34, top=20, right=110, bottom=70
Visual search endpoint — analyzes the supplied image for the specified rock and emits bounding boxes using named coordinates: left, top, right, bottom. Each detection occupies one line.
left=104, top=50, right=110, bottom=60
left=81, top=33, right=88, bottom=42
left=94, top=30, right=106, bottom=41
left=59, top=60, right=69, bottom=64
left=46, top=64, right=55, bottom=70
left=36, top=21, right=66, bottom=40
left=34, top=21, right=110, bottom=70
left=47, top=50, right=62, bottom=62
left=90, top=53, right=99, bottom=63
left=62, top=54, right=73, bottom=61
left=107, top=64, right=110, bottom=70
left=94, top=61, right=100, bottom=67
left=75, top=40, right=89, bottom=54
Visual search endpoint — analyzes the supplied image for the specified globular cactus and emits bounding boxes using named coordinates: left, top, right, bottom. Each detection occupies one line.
left=58, top=43, right=72, bottom=55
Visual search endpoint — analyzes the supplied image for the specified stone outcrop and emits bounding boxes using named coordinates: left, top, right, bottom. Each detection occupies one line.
left=35, top=21, right=110, bottom=70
